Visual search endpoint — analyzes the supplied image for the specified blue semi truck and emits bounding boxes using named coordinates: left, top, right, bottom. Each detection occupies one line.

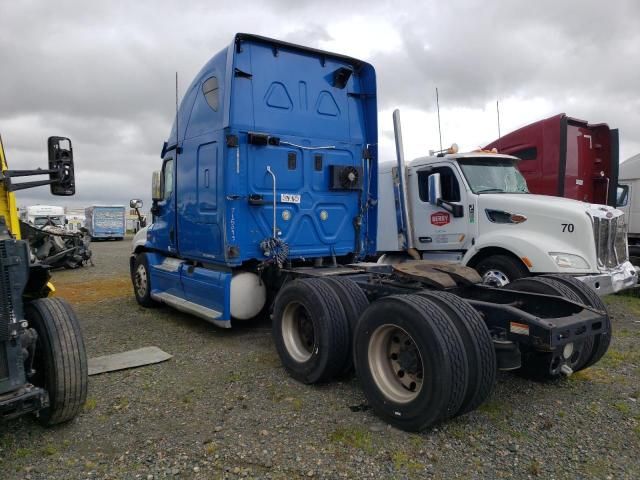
left=130, top=34, right=611, bottom=431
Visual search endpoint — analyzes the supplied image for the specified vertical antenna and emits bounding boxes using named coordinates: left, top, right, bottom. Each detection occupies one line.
left=496, top=99, right=501, bottom=152
left=175, top=72, right=179, bottom=156
left=436, top=88, right=443, bottom=152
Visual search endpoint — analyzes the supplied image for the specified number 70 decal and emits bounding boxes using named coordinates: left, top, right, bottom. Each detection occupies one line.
left=561, top=223, right=575, bottom=233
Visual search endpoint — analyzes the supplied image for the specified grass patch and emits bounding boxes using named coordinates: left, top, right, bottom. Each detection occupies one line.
left=529, top=459, right=542, bottom=476
left=204, top=441, right=217, bottom=455
left=54, top=277, right=132, bottom=305
left=569, top=368, right=617, bottom=384
left=329, top=426, right=373, bottom=453
left=613, top=402, right=631, bottom=415
left=604, top=294, right=640, bottom=314
left=14, top=447, right=33, bottom=458
left=224, top=371, right=243, bottom=383
left=391, top=450, right=423, bottom=473
left=42, top=444, right=58, bottom=456
left=600, top=349, right=640, bottom=369
left=477, top=400, right=509, bottom=420
left=83, top=397, right=97, bottom=412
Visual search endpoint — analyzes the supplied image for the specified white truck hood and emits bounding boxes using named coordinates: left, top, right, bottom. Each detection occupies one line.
left=474, top=193, right=623, bottom=274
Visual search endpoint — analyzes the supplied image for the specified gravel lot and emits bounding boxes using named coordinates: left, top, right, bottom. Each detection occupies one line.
left=1, top=239, right=639, bottom=479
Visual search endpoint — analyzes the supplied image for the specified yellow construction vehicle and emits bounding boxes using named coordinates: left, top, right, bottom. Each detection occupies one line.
left=0, top=134, right=87, bottom=425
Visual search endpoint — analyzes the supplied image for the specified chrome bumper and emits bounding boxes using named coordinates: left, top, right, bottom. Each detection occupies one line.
left=576, top=261, right=638, bottom=296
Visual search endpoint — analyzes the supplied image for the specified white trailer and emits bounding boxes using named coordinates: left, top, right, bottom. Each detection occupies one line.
left=617, top=153, right=640, bottom=257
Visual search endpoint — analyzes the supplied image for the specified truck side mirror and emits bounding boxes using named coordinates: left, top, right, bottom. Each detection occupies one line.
left=428, top=173, right=442, bottom=206
left=48, top=136, right=75, bottom=196
left=151, top=171, right=162, bottom=201
left=130, top=199, right=144, bottom=209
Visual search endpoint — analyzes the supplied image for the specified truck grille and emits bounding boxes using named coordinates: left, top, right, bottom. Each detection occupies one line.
left=592, top=214, right=629, bottom=269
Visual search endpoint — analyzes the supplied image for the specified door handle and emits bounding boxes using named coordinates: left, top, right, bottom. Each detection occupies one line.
left=170, top=228, right=175, bottom=243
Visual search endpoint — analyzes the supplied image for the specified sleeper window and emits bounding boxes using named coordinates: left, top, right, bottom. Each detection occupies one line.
left=203, top=77, right=219, bottom=112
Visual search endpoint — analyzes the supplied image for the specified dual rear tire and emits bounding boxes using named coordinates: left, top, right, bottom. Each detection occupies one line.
left=354, top=293, right=495, bottom=431
left=272, top=279, right=496, bottom=431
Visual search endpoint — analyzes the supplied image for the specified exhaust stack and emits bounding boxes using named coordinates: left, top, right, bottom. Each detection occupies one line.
left=392, top=109, right=420, bottom=260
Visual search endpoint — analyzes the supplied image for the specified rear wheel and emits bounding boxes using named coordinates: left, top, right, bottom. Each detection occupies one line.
left=354, top=294, right=468, bottom=431
left=475, top=255, right=529, bottom=287
left=272, top=279, right=350, bottom=384
left=508, top=277, right=594, bottom=378
left=540, top=274, right=611, bottom=369
left=26, top=298, right=88, bottom=426
left=416, top=291, right=496, bottom=415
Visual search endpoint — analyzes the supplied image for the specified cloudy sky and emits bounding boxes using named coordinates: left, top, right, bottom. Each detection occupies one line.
left=2, top=0, right=639, bottom=210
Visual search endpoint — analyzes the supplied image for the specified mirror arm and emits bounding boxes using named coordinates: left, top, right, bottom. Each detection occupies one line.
left=437, top=199, right=464, bottom=218
left=2, top=177, right=57, bottom=192
left=1, top=168, right=58, bottom=178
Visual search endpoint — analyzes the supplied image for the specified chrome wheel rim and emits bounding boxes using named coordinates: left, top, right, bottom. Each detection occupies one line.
left=135, top=264, right=148, bottom=297
left=281, top=302, right=315, bottom=363
left=368, top=325, right=424, bottom=404
left=482, top=269, right=510, bottom=287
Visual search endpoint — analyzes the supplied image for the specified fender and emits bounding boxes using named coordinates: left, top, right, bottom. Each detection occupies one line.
left=463, top=229, right=597, bottom=274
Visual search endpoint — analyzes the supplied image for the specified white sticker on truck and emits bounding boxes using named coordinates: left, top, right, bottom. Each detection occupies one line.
left=281, top=193, right=301, bottom=204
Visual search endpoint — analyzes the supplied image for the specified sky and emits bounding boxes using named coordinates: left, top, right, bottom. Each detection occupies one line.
left=1, top=0, right=639, bottom=210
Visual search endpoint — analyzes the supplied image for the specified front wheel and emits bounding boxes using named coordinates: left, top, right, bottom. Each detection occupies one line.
left=132, top=253, right=159, bottom=307
left=26, top=298, right=88, bottom=426
left=475, top=255, right=529, bottom=287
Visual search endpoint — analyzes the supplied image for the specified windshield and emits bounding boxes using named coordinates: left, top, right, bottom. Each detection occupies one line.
left=458, top=158, right=529, bottom=194
left=34, top=215, right=64, bottom=226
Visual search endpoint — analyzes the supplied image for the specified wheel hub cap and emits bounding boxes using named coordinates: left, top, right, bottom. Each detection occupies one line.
left=368, top=325, right=424, bottom=404
left=482, top=270, right=510, bottom=287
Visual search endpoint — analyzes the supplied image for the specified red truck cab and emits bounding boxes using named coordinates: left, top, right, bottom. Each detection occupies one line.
left=485, top=113, right=619, bottom=206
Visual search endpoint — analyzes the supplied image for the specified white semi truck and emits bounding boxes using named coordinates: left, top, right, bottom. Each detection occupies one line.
left=377, top=112, right=637, bottom=296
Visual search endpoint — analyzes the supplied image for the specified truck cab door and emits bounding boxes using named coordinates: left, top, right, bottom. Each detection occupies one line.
left=149, top=156, right=177, bottom=253
left=410, top=165, right=470, bottom=251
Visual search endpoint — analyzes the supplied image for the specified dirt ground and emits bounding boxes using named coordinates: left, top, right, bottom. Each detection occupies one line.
left=1, top=239, right=639, bottom=479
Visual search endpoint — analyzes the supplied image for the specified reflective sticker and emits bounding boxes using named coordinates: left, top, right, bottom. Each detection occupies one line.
left=281, top=193, right=301, bottom=204
left=510, top=322, right=529, bottom=336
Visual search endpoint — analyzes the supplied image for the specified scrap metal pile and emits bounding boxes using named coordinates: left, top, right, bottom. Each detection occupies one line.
left=20, top=220, right=92, bottom=269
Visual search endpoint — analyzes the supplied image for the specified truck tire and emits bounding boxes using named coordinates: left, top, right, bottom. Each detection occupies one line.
left=475, top=255, right=529, bottom=287
left=318, top=277, right=369, bottom=375
left=25, top=298, right=88, bottom=426
left=507, top=277, right=594, bottom=377
left=353, top=294, right=468, bottom=431
left=272, top=278, right=350, bottom=384
left=540, top=274, right=611, bottom=369
left=416, top=291, right=496, bottom=416
left=132, top=253, right=159, bottom=308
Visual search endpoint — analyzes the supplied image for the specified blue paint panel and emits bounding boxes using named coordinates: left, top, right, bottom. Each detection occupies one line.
left=158, top=33, right=377, bottom=270
left=146, top=252, right=184, bottom=299
left=180, top=264, right=231, bottom=322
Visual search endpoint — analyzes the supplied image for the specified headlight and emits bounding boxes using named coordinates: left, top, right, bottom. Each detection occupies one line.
left=548, top=252, right=590, bottom=269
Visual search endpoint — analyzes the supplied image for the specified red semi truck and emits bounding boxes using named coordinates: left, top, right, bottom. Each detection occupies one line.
left=485, top=113, right=619, bottom=206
